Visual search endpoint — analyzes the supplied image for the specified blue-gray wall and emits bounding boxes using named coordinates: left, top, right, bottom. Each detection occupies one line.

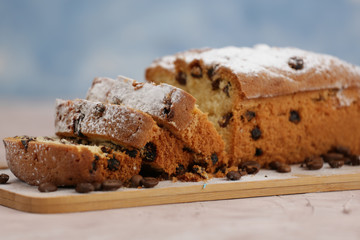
left=1, top=0, right=359, bottom=99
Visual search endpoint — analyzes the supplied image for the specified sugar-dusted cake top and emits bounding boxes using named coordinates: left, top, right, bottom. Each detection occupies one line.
left=149, top=45, right=360, bottom=99
left=86, top=76, right=196, bottom=130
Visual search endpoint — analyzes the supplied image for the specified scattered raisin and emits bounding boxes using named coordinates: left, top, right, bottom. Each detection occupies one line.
left=162, top=96, right=174, bottom=120
left=125, top=149, right=138, bottom=158
left=226, top=171, right=241, bottom=181
left=211, top=153, right=218, bottom=165
left=304, top=156, right=323, bottom=170
left=102, top=180, right=123, bottom=191
left=289, top=110, right=301, bottom=124
left=190, top=62, right=202, bottom=78
left=0, top=174, right=9, bottom=184
left=75, top=183, right=95, bottom=193
left=349, top=155, right=360, bottom=166
left=176, top=71, right=187, bottom=85
left=130, top=175, right=144, bottom=188
left=269, top=161, right=281, bottom=170
left=328, top=159, right=344, bottom=168
left=239, top=161, right=260, bottom=174
left=277, top=163, right=291, bottom=173
left=141, top=177, right=159, bottom=188
left=90, top=155, right=99, bottom=173
left=107, top=157, right=120, bottom=171
left=288, top=56, right=304, bottom=70
left=250, top=126, right=262, bottom=140
left=141, top=142, right=157, bottom=162
left=255, top=148, right=263, bottom=156
left=101, top=146, right=112, bottom=154
left=38, top=183, right=58, bottom=192
left=218, top=112, right=233, bottom=128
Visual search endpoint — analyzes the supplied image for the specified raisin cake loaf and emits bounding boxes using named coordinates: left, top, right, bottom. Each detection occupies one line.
left=146, top=44, right=360, bottom=167
left=3, top=136, right=142, bottom=186
left=55, top=99, right=192, bottom=177
left=86, top=76, right=227, bottom=172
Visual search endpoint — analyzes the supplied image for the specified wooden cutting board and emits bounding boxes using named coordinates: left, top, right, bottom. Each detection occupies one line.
left=0, top=165, right=359, bottom=214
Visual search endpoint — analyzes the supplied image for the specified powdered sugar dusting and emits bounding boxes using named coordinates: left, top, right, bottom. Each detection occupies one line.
left=55, top=99, right=154, bottom=148
left=86, top=75, right=195, bottom=129
left=151, top=45, right=360, bottom=98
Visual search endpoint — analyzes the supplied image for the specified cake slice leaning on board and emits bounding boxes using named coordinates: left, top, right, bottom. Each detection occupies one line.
left=55, top=99, right=194, bottom=179
left=86, top=76, right=228, bottom=174
left=145, top=44, right=360, bottom=167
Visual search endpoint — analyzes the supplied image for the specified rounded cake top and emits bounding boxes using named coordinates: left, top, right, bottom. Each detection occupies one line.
left=149, top=45, right=360, bottom=99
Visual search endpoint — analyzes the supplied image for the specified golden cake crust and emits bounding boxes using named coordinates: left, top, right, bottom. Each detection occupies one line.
left=3, top=136, right=141, bottom=186
left=146, top=45, right=360, bottom=166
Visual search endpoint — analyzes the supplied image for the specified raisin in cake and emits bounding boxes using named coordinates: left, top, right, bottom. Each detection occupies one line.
left=145, top=44, right=360, bottom=167
left=86, top=76, right=227, bottom=173
left=3, top=136, right=142, bottom=186
left=55, top=99, right=192, bottom=177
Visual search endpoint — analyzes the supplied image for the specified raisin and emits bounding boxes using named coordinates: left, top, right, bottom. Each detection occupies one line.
left=322, top=153, right=343, bottom=163
left=141, top=142, right=157, bottom=162
left=255, top=148, right=263, bottom=156
left=182, top=147, right=195, bottom=153
left=0, top=174, right=9, bottom=184
left=102, top=180, right=123, bottom=191
left=175, top=164, right=186, bottom=176
left=289, top=110, right=301, bottom=124
left=125, top=149, right=138, bottom=158
left=101, top=146, right=112, bottom=154
left=222, top=82, right=231, bottom=97
left=250, top=126, right=261, bottom=140
left=107, top=157, right=120, bottom=171
left=212, top=78, right=221, bottom=90
left=130, top=175, right=143, bottom=188
left=190, top=62, right=202, bottom=78
left=277, top=163, right=291, bottom=173
left=328, top=159, right=344, bottom=168
left=90, top=155, right=99, bottom=173
left=20, top=137, right=34, bottom=151
left=75, top=183, right=95, bottom=193
left=163, top=95, right=174, bottom=120
left=38, top=183, right=58, bottom=192
left=245, top=111, right=256, bottom=121
left=207, top=67, right=215, bottom=80
left=226, top=171, right=241, bottom=181
left=218, top=112, right=233, bottom=128
left=94, top=103, right=105, bottom=117
left=73, top=113, right=85, bottom=137
left=211, top=153, right=218, bottom=165
left=141, top=177, right=159, bottom=188
left=304, top=156, right=323, bottom=170
left=176, top=71, right=187, bottom=85
left=288, top=56, right=304, bottom=70
left=239, top=161, right=260, bottom=174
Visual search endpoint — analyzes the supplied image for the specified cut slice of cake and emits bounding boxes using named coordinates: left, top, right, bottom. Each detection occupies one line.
left=145, top=44, right=360, bottom=167
left=55, top=99, right=192, bottom=177
left=3, top=136, right=142, bottom=186
left=86, top=76, right=227, bottom=173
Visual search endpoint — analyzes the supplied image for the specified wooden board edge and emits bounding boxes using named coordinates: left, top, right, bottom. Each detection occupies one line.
left=0, top=173, right=359, bottom=214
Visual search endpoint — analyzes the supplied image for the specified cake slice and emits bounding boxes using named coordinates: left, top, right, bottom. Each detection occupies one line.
left=55, top=99, right=192, bottom=177
left=145, top=44, right=360, bottom=167
left=3, top=136, right=142, bottom=186
left=86, top=76, right=227, bottom=173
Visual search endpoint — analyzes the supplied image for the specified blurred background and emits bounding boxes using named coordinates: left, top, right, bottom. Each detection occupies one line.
left=0, top=0, right=360, bottom=100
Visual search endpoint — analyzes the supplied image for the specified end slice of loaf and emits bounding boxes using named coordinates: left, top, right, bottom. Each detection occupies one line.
left=3, top=136, right=142, bottom=186
left=86, top=76, right=228, bottom=173
left=146, top=45, right=360, bottom=167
